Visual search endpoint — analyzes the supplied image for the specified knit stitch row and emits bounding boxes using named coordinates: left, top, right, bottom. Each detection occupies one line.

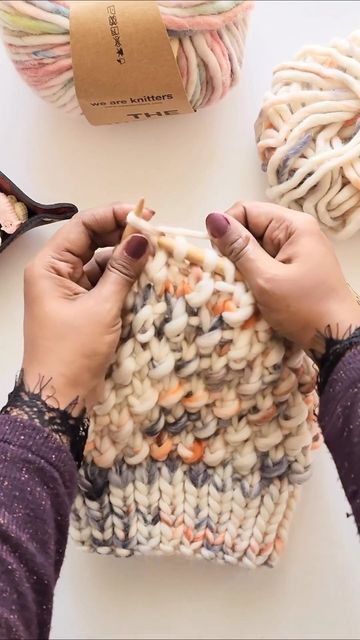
left=71, top=217, right=320, bottom=566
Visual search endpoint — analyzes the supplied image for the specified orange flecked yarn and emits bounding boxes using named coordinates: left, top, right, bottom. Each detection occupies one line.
left=71, top=218, right=320, bottom=567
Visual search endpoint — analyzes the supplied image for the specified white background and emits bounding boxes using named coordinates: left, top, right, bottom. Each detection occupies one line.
left=0, top=1, right=360, bottom=638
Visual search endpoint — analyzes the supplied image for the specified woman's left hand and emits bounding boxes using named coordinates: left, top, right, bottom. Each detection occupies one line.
left=22, top=203, right=152, bottom=412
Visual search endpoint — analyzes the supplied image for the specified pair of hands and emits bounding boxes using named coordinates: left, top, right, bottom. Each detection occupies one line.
left=23, top=201, right=360, bottom=411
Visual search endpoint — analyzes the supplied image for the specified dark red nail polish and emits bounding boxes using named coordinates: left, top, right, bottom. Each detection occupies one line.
left=206, top=213, right=230, bottom=239
left=125, top=235, right=148, bottom=260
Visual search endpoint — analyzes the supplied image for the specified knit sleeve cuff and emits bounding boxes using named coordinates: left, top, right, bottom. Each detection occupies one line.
left=0, top=414, right=77, bottom=493
left=317, top=327, right=360, bottom=395
left=319, top=346, right=360, bottom=441
left=0, top=371, right=89, bottom=468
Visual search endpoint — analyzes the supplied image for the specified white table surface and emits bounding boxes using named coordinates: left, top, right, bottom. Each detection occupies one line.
left=0, top=2, right=360, bottom=638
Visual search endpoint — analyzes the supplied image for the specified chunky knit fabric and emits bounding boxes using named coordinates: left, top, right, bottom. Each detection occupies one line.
left=0, top=345, right=358, bottom=638
left=71, top=219, right=320, bottom=567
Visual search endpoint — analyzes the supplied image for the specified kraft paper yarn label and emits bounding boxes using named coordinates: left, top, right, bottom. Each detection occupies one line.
left=70, top=0, right=194, bottom=125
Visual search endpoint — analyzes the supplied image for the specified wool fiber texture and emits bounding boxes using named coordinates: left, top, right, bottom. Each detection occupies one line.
left=0, top=0, right=253, bottom=114
left=71, top=216, right=320, bottom=567
left=256, top=30, right=360, bottom=239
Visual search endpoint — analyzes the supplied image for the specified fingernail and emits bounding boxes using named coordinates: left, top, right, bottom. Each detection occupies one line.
left=125, top=234, right=149, bottom=260
left=206, top=213, right=230, bottom=239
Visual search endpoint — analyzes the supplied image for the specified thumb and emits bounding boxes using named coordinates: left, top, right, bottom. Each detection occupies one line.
left=206, top=212, right=279, bottom=287
left=93, top=234, right=150, bottom=308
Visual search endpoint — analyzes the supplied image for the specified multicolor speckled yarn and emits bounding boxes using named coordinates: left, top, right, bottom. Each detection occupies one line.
left=0, top=0, right=253, bottom=115
left=71, top=216, right=320, bottom=567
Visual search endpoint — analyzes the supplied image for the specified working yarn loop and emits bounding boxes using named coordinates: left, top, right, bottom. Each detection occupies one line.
left=256, top=30, right=360, bottom=239
left=0, top=0, right=253, bottom=114
left=71, top=215, right=320, bottom=567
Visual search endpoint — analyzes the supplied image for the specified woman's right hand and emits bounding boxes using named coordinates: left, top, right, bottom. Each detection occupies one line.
left=206, top=202, right=360, bottom=354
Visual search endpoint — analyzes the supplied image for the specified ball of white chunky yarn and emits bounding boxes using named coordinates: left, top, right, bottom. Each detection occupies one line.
left=256, top=30, right=360, bottom=239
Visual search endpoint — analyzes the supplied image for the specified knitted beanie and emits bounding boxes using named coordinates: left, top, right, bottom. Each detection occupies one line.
left=70, top=217, right=319, bottom=568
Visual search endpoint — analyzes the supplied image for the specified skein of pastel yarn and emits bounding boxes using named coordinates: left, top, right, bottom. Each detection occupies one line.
left=0, top=0, right=253, bottom=115
left=256, top=30, right=360, bottom=240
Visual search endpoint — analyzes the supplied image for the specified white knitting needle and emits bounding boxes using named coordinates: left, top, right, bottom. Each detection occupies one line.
left=157, top=235, right=233, bottom=278
left=122, top=197, right=145, bottom=240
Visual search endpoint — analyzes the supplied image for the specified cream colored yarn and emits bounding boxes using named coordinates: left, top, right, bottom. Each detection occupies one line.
left=0, top=192, right=28, bottom=238
left=256, top=30, right=360, bottom=239
left=71, top=215, right=319, bottom=567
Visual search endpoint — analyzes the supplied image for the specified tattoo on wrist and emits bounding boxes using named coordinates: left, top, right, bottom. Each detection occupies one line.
left=0, top=370, right=88, bottom=468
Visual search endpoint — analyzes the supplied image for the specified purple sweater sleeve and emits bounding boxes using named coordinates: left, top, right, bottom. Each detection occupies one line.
left=0, top=347, right=359, bottom=638
left=319, top=346, right=360, bottom=531
left=0, top=415, right=77, bottom=639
